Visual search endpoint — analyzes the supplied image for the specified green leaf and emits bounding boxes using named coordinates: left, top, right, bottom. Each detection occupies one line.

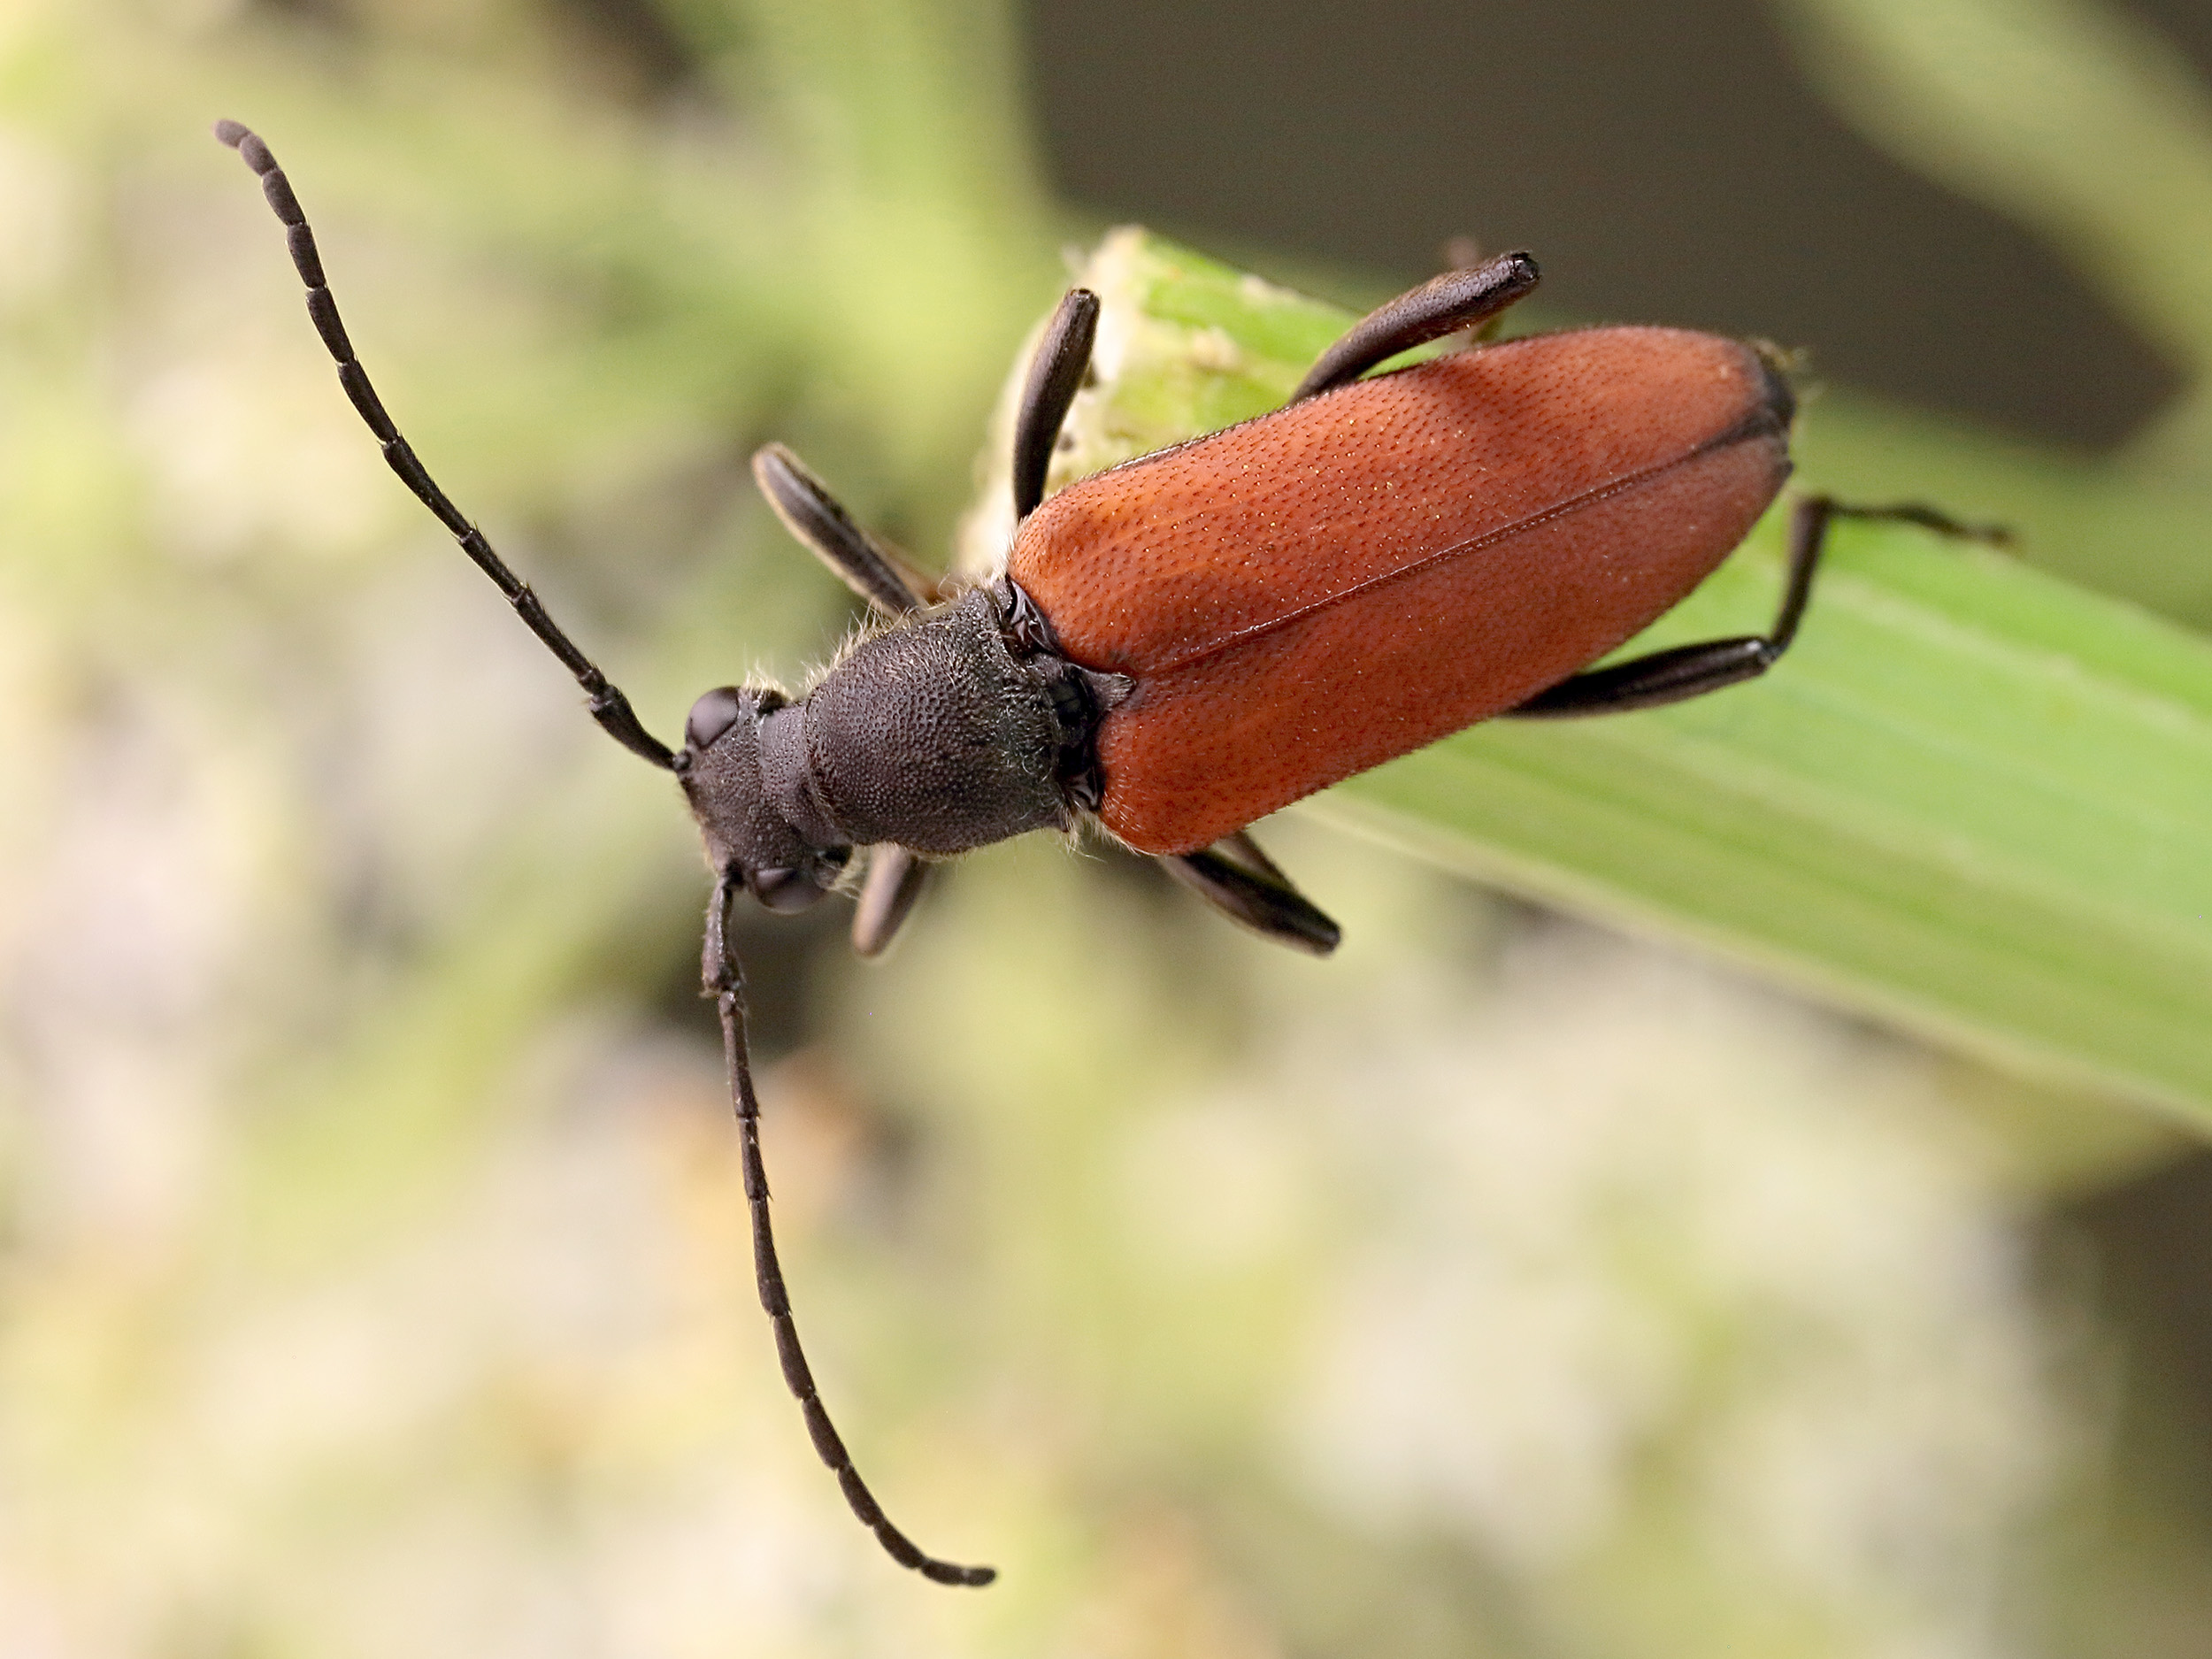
left=970, top=229, right=2212, bottom=1121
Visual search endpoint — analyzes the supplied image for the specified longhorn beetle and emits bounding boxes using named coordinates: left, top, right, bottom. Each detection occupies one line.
left=217, top=119, right=1993, bottom=1586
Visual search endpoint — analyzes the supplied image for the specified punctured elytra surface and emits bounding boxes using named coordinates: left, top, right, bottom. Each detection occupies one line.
left=1009, top=326, right=1793, bottom=853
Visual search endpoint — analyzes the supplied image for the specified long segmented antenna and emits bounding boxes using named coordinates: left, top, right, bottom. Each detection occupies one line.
left=705, top=873, right=997, bottom=1586
left=213, top=119, right=677, bottom=771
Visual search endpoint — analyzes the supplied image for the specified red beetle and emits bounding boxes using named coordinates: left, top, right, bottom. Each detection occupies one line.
left=219, top=120, right=1970, bottom=1586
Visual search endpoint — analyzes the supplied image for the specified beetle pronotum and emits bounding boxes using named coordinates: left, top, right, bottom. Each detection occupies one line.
left=217, top=119, right=1990, bottom=1586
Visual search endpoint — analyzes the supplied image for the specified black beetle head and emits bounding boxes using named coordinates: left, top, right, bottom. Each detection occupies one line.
left=679, top=684, right=849, bottom=913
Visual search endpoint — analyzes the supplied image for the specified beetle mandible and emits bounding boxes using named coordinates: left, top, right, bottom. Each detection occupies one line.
left=217, top=119, right=1984, bottom=1586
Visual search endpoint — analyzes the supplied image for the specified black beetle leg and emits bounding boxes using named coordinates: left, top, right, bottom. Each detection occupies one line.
left=851, top=846, right=933, bottom=958
left=1161, top=831, right=1341, bottom=956
left=1506, top=497, right=2010, bottom=718
left=1011, top=289, right=1102, bottom=521
left=1291, top=251, right=1540, bottom=403
left=752, top=444, right=937, bottom=618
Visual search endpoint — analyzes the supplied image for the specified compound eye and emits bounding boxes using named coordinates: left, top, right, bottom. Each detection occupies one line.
left=685, top=687, right=746, bottom=751
left=750, top=866, right=827, bottom=913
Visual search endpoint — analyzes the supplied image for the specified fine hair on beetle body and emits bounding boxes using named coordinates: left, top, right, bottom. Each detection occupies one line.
left=215, top=118, right=2001, bottom=1587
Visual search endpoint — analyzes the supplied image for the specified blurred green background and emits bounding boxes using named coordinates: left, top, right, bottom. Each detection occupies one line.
left=4, top=0, right=2212, bottom=1653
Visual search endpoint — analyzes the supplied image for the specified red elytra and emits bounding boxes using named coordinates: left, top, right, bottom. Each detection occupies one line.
left=1011, top=326, right=1791, bottom=853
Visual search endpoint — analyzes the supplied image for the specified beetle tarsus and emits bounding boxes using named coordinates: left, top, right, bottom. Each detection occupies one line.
left=851, top=846, right=932, bottom=958
left=1011, top=288, right=1101, bottom=519
left=1507, top=495, right=2009, bottom=718
left=752, top=443, right=937, bottom=617
left=1161, top=833, right=1341, bottom=956
left=1291, top=250, right=1540, bottom=402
